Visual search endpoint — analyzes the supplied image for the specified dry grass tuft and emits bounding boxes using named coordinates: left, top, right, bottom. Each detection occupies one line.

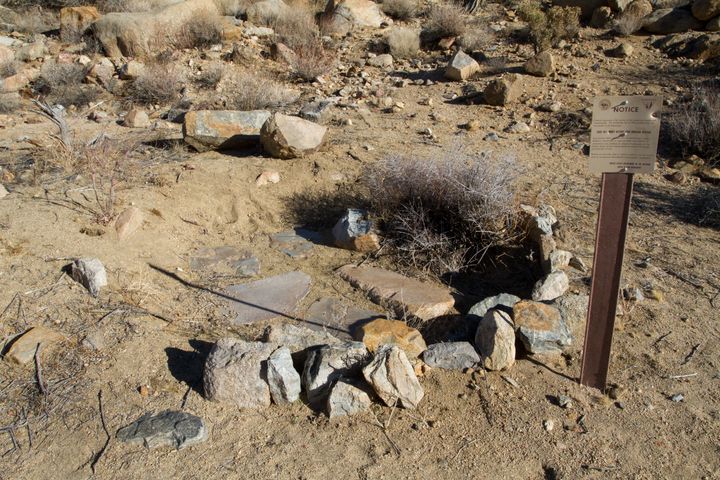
left=128, top=63, right=184, bottom=105
left=194, top=62, right=223, bottom=90
left=173, top=9, right=223, bottom=49
left=214, top=69, right=297, bottom=110
left=0, top=60, right=17, bottom=78
left=0, top=93, right=21, bottom=113
left=665, top=81, right=720, bottom=167
left=387, top=27, right=420, bottom=58
left=363, top=144, right=523, bottom=274
left=423, top=4, right=467, bottom=43
left=459, top=24, right=496, bottom=51
left=289, top=41, right=334, bottom=81
left=34, top=61, right=101, bottom=107
left=517, top=1, right=580, bottom=52
left=381, top=0, right=420, bottom=20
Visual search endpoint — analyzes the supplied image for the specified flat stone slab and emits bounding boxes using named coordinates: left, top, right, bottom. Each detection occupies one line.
left=183, top=110, right=271, bottom=152
left=190, top=246, right=259, bottom=277
left=4, top=327, right=64, bottom=365
left=270, top=231, right=315, bottom=259
left=337, top=265, right=454, bottom=321
left=116, top=410, right=207, bottom=450
left=305, top=297, right=383, bottom=340
left=225, top=271, right=311, bottom=325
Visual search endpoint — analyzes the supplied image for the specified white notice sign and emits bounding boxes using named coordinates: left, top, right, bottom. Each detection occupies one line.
left=589, top=96, right=662, bottom=174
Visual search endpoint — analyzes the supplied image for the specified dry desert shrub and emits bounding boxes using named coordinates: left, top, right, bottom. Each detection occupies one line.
left=665, top=81, right=720, bottom=166
left=271, top=8, right=334, bottom=81
left=423, top=4, right=468, bottom=43
left=387, top=27, right=420, bottom=58
left=381, top=0, right=421, bottom=20
left=697, top=188, right=720, bottom=228
left=128, top=63, right=184, bottom=105
left=194, top=62, right=223, bottom=89
left=221, top=70, right=297, bottom=110
left=34, top=61, right=101, bottom=107
left=0, top=60, right=16, bottom=78
left=612, top=14, right=644, bottom=36
left=0, top=93, right=20, bottom=113
left=459, top=23, right=496, bottom=51
left=289, top=41, right=334, bottom=81
left=173, top=8, right=223, bottom=49
left=363, top=145, right=523, bottom=274
left=517, top=1, right=580, bottom=52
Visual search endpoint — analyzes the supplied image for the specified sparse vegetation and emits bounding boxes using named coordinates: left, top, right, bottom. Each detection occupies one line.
left=387, top=27, right=420, bottom=58
left=459, top=24, right=496, bottom=52
left=34, top=61, right=101, bottom=107
left=221, top=70, right=297, bottom=110
left=381, top=0, right=420, bottom=20
left=270, top=8, right=334, bottom=82
left=698, top=188, right=720, bottom=228
left=128, top=63, right=183, bottom=105
left=173, top=9, right=223, bottom=49
left=423, top=4, right=467, bottom=43
left=666, top=81, right=720, bottom=166
left=0, top=60, right=17, bottom=78
left=362, top=145, right=523, bottom=274
left=194, top=63, right=223, bottom=90
left=289, top=41, right=334, bottom=82
left=612, top=14, right=644, bottom=36
left=517, top=1, right=581, bottom=52
left=0, top=93, right=20, bottom=113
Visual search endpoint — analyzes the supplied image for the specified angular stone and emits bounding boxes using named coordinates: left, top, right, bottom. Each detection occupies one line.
left=267, top=347, right=301, bottom=404
left=524, top=51, right=555, bottom=77
left=60, top=6, right=101, bottom=42
left=115, top=206, right=143, bottom=240
left=255, top=170, right=280, bottom=186
left=693, top=0, right=720, bottom=20
left=468, top=293, right=521, bottom=319
left=299, top=98, right=338, bottom=124
left=0, top=67, right=38, bottom=93
left=552, top=294, right=589, bottom=330
left=4, top=327, right=64, bottom=365
left=70, top=258, right=107, bottom=297
left=606, top=42, right=634, bottom=58
left=538, top=234, right=557, bottom=273
left=203, top=338, right=275, bottom=408
left=119, top=60, right=145, bottom=80
left=475, top=309, right=515, bottom=371
left=305, top=297, right=383, bottom=340
left=513, top=301, right=572, bottom=354
left=548, top=249, right=573, bottom=273
left=332, top=209, right=380, bottom=252
left=332, top=0, right=387, bottom=28
left=532, top=271, right=570, bottom=302
left=0, top=45, right=13, bottom=64
left=445, top=50, right=480, bottom=81
left=271, top=42, right=297, bottom=64
left=354, top=318, right=427, bottom=358
left=269, top=230, right=314, bottom=259
left=363, top=345, right=423, bottom=409
left=302, top=341, right=369, bottom=406
left=16, top=42, right=46, bottom=62
left=422, top=342, right=480, bottom=370
left=224, top=271, right=311, bottom=325
left=643, top=8, right=703, bottom=33
left=337, top=265, right=454, bottom=321
left=260, top=113, right=327, bottom=159
left=262, top=322, right=343, bottom=353
left=327, top=380, right=372, bottom=418
left=116, top=411, right=207, bottom=450
left=368, top=53, right=394, bottom=68
left=0, top=183, right=8, bottom=199
left=183, top=110, right=271, bottom=152
left=483, top=75, right=520, bottom=106
left=124, top=108, right=150, bottom=128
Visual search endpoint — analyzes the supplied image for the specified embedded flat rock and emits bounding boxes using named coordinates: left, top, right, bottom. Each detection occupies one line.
left=305, top=297, right=383, bottom=340
left=224, top=272, right=311, bottom=325
left=116, top=410, right=207, bottom=450
left=337, top=265, right=454, bottom=321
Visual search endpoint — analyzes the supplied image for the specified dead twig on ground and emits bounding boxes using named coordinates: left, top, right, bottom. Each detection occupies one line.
left=682, top=344, right=701, bottom=365
left=34, top=344, right=48, bottom=398
left=32, top=100, right=72, bottom=148
left=90, top=390, right=111, bottom=474
left=368, top=401, right=401, bottom=456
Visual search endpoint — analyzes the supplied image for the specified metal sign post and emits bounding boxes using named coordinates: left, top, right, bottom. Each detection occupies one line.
left=580, top=96, right=662, bottom=391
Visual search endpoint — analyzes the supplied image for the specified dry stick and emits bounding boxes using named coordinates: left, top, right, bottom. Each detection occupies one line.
left=682, top=344, right=701, bottom=365
left=90, top=390, right=111, bottom=474
left=34, top=344, right=48, bottom=398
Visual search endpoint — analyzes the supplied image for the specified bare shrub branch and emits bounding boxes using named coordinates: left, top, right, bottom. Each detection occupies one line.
left=423, top=4, right=467, bottom=43
left=128, top=63, right=184, bottom=105
left=387, top=27, right=420, bottom=58
left=34, top=61, right=101, bottom=108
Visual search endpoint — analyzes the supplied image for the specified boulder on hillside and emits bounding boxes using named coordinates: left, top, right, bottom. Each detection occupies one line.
left=643, top=8, right=703, bottom=33
left=260, top=113, right=327, bottom=159
left=329, top=0, right=387, bottom=29
left=692, top=0, right=720, bottom=20
left=183, top=110, right=271, bottom=152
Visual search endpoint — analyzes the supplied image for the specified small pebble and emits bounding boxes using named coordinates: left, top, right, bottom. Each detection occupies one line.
left=558, top=395, right=573, bottom=409
left=670, top=393, right=684, bottom=402
left=543, top=419, right=554, bottom=432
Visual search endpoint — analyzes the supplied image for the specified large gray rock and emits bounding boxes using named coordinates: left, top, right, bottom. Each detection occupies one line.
left=445, top=50, right=480, bottom=81
left=203, top=338, right=275, bottom=408
left=363, top=344, right=423, bottom=408
left=513, top=301, right=572, bottom=354
left=531, top=271, right=570, bottom=302
left=183, top=110, right=271, bottom=152
left=422, top=342, right=480, bottom=370
left=524, top=51, right=555, bottom=77
left=260, top=113, right=327, bottom=159
left=116, top=411, right=207, bottom=450
left=553, top=294, right=589, bottom=330
left=468, top=293, right=521, bottom=318
left=692, top=0, right=720, bottom=20
left=224, top=271, right=311, bottom=325
left=475, top=310, right=515, bottom=371
left=263, top=323, right=343, bottom=353
left=483, top=75, right=520, bottom=106
left=332, top=209, right=380, bottom=253
left=267, top=346, right=301, bottom=404
left=337, top=265, right=454, bottom=321
left=331, top=0, right=387, bottom=28
left=643, top=8, right=703, bottom=33
left=302, top=341, right=369, bottom=406
left=70, top=258, right=108, bottom=297
left=326, top=381, right=372, bottom=418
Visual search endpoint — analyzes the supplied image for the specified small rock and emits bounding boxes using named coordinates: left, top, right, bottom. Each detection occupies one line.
left=354, top=318, right=426, bottom=359
left=422, top=342, right=480, bottom=370
left=506, top=121, right=530, bottom=133
left=670, top=393, right=684, bottom=402
left=203, top=339, right=275, bottom=409
left=326, top=380, right=372, bottom=418
left=302, top=341, right=369, bottom=406
left=116, top=411, right=207, bottom=450
left=368, top=53, right=393, bottom=68
left=532, top=271, right=570, bottom=301
left=569, top=255, right=587, bottom=272
left=524, top=51, right=555, bottom=77
left=0, top=183, right=8, bottom=199
left=475, top=309, right=515, bottom=371
left=267, top=347, right=301, bottom=404
left=558, top=395, right=573, bottom=408
left=260, top=113, right=328, bottom=159
left=115, top=206, right=143, bottom=240
left=548, top=249, right=573, bottom=273
left=119, top=60, right=145, bottom=80
left=445, top=50, right=480, bottom=81
left=4, top=327, right=64, bottom=365
left=553, top=294, right=589, bottom=331
left=606, top=43, right=634, bottom=58
left=262, top=323, right=343, bottom=354
left=332, top=208, right=380, bottom=252
left=543, top=419, right=554, bottom=432
left=299, top=98, right=337, bottom=124
left=513, top=301, right=572, bottom=354
left=468, top=293, right=521, bottom=318
left=363, top=344, right=424, bottom=408
left=255, top=170, right=280, bottom=186
left=70, top=258, right=107, bottom=297
left=483, top=75, right=520, bottom=106
left=16, top=42, right=46, bottom=62
left=124, top=109, right=150, bottom=128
